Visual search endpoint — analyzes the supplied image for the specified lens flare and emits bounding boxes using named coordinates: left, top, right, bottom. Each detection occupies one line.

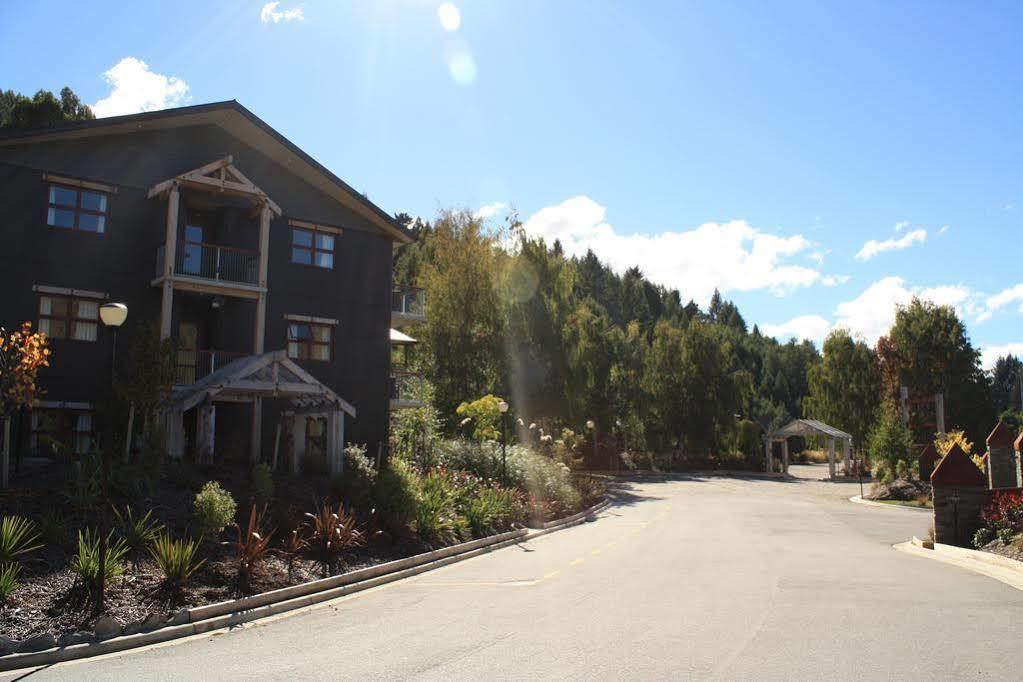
left=437, top=2, right=461, bottom=32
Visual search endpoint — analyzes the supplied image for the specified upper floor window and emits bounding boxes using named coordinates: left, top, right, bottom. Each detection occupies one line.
left=287, top=321, right=332, bottom=361
left=46, top=183, right=108, bottom=233
left=38, top=294, right=99, bottom=341
left=291, top=227, right=334, bottom=269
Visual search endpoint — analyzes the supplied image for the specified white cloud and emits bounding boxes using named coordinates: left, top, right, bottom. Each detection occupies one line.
left=894, top=220, right=910, bottom=232
left=476, top=202, right=509, bottom=220
left=821, top=274, right=850, bottom=287
left=761, top=315, right=832, bottom=346
left=437, top=2, right=461, bottom=32
left=979, top=283, right=1023, bottom=322
left=521, top=196, right=821, bottom=306
left=763, top=277, right=978, bottom=347
left=1003, top=203, right=1015, bottom=211
left=981, top=344, right=1023, bottom=370
left=939, top=224, right=951, bottom=234
left=260, top=2, right=304, bottom=24
left=91, top=58, right=189, bottom=118
left=855, top=229, right=927, bottom=261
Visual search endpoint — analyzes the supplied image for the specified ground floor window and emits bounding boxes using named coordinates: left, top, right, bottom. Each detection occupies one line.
left=287, top=322, right=332, bottom=362
left=29, top=409, right=94, bottom=456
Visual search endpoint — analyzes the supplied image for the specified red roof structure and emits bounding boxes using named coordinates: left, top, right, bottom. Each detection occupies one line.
left=987, top=421, right=1015, bottom=448
left=931, top=443, right=986, bottom=487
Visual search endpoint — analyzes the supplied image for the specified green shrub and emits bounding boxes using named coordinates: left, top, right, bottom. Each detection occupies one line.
left=414, top=470, right=468, bottom=546
left=998, top=527, right=1016, bottom=545
left=0, top=515, right=43, bottom=564
left=895, top=460, right=910, bottom=481
left=332, top=444, right=377, bottom=511
left=150, top=534, right=205, bottom=589
left=64, top=456, right=103, bottom=517
left=113, top=505, right=163, bottom=558
left=71, top=529, right=129, bottom=592
left=373, top=457, right=420, bottom=533
left=192, top=481, right=237, bottom=539
left=973, top=527, right=995, bottom=548
left=435, top=440, right=581, bottom=515
left=251, top=462, right=275, bottom=506
left=37, top=511, right=70, bottom=545
left=0, top=562, right=21, bottom=604
left=464, top=487, right=520, bottom=538
left=868, top=406, right=912, bottom=475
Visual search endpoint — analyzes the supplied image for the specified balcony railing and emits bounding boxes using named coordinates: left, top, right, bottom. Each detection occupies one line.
left=175, top=348, right=248, bottom=385
left=390, top=369, right=424, bottom=405
left=157, top=241, right=259, bottom=286
left=392, top=287, right=426, bottom=319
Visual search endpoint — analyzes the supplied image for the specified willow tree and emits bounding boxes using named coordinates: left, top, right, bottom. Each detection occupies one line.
left=418, top=210, right=506, bottom=422
left=804, top=329, right=878, bottom=452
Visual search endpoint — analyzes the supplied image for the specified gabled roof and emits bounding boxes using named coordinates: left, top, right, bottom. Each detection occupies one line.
left=768, top=418, right=852, bottom=440
left=987, top=421, right=1015, bottom=448
left=167, top=350, right=356, bottom=416
left=0, top=100, right=412, bottom=243
left=931, top=443, right=986, bottom=487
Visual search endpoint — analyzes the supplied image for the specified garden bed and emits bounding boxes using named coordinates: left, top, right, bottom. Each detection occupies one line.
left=1, top=440, right=604, bottom=646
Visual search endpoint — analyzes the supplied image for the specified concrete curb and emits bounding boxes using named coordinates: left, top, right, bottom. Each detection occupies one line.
left=849, top=495, right=932, bottom=513
left=0, top=497, right=611, bottom=672
left=894, top=539, right=1023, bottom=592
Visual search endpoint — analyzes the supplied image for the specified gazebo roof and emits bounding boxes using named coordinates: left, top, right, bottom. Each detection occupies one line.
left=768, top=418, right=852, bottom=441
left=165, top=350, right=355, bottom=416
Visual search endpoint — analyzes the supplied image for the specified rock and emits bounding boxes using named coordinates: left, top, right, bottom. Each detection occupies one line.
left=56, top=631, right=94, bottom=647
left=92, top=615, right=123, bottom=640
left=140, top=612, right=165, bottom=632
left=166, top=609, right=189, bottom=626
left=14, top=632, right=57, bottom=653
left=0, top=635, right=17, bottom=655
left=121, top=619, right=143, bottom=636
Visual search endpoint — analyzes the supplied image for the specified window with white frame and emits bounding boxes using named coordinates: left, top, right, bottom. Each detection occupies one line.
left=46, top=183, right=109, bottom=233
left=38, top=294, right=99, bottom=341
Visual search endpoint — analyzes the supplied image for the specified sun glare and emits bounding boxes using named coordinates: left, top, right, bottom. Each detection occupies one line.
left=437, top=2, right=461, bottom=32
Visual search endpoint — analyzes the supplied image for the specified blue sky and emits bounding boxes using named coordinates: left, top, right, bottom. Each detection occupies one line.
left=2, top=1, right=1021, bottom=364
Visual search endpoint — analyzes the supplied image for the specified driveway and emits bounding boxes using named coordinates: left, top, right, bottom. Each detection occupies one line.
left=8, top=470, right=1021, bottom=680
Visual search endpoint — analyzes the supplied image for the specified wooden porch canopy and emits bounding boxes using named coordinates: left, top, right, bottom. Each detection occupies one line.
left=146, top=155, right=282, bottom=216
left=765, top=418, right=853, bottom=478
left=161, top=351, right=355, bottom=473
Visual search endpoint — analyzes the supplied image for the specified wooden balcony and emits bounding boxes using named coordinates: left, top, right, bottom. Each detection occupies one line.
left=174, top=348, right=248, bottom=385
left=390, top=369, right=426, bottom=410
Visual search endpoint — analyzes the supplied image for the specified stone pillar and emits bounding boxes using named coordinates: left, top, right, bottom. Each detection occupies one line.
left=842, top=439, right=851, bottom=477
left=290, top=414, right=305, bottom=474
left=918, top=443, right=939, bottom=482
left=828, top=438, right=836, bottom=479
left=986, top=421, right=1021, bottom=490
left=781, top=439, right=789, bottom=475
left=197, top=404, right=216, bottom=466
left=931, top=443, right=988, bottom=547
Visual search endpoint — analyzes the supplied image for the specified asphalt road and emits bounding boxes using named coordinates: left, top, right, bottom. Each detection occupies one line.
left=8, top=466, right=1023, bottom=680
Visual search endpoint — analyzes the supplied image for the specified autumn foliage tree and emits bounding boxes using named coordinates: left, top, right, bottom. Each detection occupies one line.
left=0, top=323, right=51, bottom=486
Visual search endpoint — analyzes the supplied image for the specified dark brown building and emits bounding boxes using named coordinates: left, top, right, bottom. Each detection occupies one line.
left=0, top=101, right=422, bottom=474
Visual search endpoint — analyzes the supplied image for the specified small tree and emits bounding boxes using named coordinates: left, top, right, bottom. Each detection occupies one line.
left=455, top=395, right=504, bottom=442
left=867, top=405, right=913, bottom=480
left=0, top=323, right=50, bottom=487
left=116, top=323, right=176, bottom=463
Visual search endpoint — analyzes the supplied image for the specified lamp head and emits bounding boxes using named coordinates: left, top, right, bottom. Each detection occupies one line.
left=99, top=302, right=128, bottom=328
left=498, top=400, right=509, bottom=414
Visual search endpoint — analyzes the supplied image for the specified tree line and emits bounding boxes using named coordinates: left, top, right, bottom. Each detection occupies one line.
left=394, top=210, right=1017, bottom=467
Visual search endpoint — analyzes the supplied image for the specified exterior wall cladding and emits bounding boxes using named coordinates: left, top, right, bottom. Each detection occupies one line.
left=0, top=123, right=395, bottom=460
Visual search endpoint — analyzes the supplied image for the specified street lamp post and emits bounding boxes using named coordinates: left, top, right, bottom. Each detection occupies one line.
left=97, top=302, right=128, bottom=613
left=586, top=420, right=596, bottom=470
left=498, top=400, right=509, bottom=483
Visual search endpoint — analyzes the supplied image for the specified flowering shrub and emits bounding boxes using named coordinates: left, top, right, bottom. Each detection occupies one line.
left=980, top=490, right=1023, bottom=534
